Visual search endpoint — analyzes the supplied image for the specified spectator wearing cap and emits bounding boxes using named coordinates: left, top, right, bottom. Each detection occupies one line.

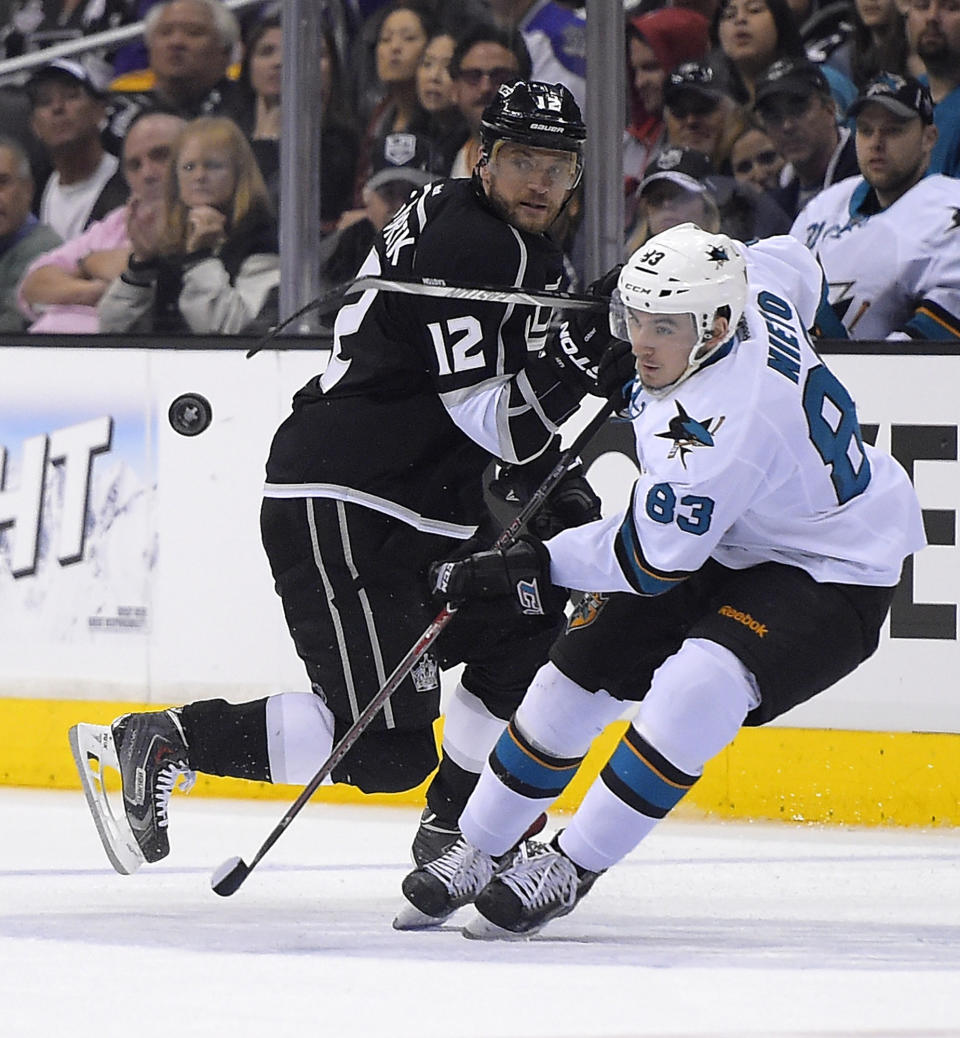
left=28, top=60, right=128, bottom=244
left=625, top=143, right=791, bottom=253
left=105, top=0, right=245, bottom=153
left=448, top=24, right=531, bottom=179
left=624, top=7, right=712, bottom=189
left=791, top=73, right=960, bottom=340
left=709, top=0, right=856, bottom=113
left=906, top=0, right=960, bottom=178
left=319, top=131, right=444, bottom=290
left=660, top=60, right=748, bottom=174
left=0, top=135, right=61, bottom=331
left=754, top=57, right=860, bottom=219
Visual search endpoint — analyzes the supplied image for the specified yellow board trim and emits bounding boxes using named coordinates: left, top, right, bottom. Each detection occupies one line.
left=2, top=698, right=957, bottom=827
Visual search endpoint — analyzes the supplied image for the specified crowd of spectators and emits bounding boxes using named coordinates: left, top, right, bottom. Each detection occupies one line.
left=0, top=0, right=957, bottom=340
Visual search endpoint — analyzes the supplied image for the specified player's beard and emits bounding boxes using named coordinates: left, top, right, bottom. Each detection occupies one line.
left=485, top=181, right=564, bottom=234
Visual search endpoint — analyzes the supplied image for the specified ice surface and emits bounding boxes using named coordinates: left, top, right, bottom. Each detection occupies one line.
left=2, top=788, right=958, bottom=1037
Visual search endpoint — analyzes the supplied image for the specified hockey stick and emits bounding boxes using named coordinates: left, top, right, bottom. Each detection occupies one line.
left=210, top=394, right=621, bottom=896
left=245, top=275, right=608, bottom=358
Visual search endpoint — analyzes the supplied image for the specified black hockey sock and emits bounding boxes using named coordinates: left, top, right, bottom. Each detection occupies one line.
left=425, top=753, right=480, bottom=825
left=178, top=698, right=272, bottom=782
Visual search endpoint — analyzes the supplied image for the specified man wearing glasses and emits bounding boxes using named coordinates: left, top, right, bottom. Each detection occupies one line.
left=754, top=57, right=860, bottom=221
left=448, top=24, right=531, bottom=177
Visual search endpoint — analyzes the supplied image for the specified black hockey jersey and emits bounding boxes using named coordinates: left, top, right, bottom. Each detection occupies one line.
left=264, top=178, right=567, bottom=536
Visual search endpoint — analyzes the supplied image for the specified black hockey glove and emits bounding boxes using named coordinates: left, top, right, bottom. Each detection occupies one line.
left=488, top=439, right=601, bottom=539
left=429, top=537, right=564, bottom=616
left=596, top=338, right=638, bottom=408
left=551, top=264, right=624, bottom=395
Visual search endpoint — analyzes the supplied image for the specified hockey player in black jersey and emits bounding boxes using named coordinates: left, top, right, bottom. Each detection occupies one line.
left=69, top=81, right=631, bottom=882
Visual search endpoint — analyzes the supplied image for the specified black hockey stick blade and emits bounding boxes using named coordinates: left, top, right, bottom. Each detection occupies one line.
left=211, top=855, right=250, bottom=897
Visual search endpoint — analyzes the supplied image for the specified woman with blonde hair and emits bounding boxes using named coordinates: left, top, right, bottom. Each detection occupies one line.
left=99, top=116, right=279, bottom=334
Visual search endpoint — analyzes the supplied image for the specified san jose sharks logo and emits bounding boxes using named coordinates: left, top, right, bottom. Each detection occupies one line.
left=655, top=400, right=724, bottom=466
left=707, top=244, right=730, bottom=267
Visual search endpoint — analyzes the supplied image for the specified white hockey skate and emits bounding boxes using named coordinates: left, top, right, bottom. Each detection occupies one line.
left=68, top=710, right=195, bottom=875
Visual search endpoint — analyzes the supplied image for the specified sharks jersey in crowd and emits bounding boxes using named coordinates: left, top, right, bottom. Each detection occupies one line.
left=264, top=178, right=565, bottom=536
left=790, top=173, right=960, bottom=341
left=545, top=236, right=926, bottom=596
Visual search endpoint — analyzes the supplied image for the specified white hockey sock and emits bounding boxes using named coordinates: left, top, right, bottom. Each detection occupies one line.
left=559, top=639, right=759, bottom=873
left=265, top=692, right=335, bottom=785
left=440, top=682, right=508, bottom=775
left=460, top=662, right=626, bottom=857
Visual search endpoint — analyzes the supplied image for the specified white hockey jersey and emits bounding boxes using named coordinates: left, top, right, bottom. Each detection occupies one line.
left=790, top=173, right=960, bottom=341
left=546, top=237, right=926, bottom=595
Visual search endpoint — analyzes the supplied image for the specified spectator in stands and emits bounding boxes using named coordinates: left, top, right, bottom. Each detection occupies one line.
left=27, top=59, right=128, bottom=243
left=791, top=73, right=960, bottom=340
left=754, top=57, right=859, bottom=219
left=350, top=1, right=436, bottom=206
left=0, top=136, right=61, bottom=331
left=906, top=0, right=960, bottom=178
left=824, top=0, right=910, bottom=89
left=98, top=116, right=278, bottom=333
left=661, top=61, right=747, bottom=174
left=729, top=117, right=785, bottom=190
left=625, top=144, right=790, bottom=253
left=710, top=0, right=857, bottom=113
left=448, top=24, right=530, bottom=178
left=105, top=0, right=245, bottom=150
left=487, top=0, right=586, bottom=112
left=233, top=15, right=358, bottom=230
left=415, top=29, right=469, bottom=174
left=18, top=112, right=185, bottom=334
left=318, top=130, right=443, bottom=290
left=624, top=6, right=712, bottom=191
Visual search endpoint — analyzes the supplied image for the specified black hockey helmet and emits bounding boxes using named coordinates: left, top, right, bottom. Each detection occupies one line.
left=479, top=81, right=586, bottom=183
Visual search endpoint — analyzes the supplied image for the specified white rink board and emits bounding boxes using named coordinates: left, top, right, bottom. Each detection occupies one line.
left=0, top=345, right=957, bottom=733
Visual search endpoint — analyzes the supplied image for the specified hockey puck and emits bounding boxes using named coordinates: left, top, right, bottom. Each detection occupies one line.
left=168, top=393, right=213, bottom=436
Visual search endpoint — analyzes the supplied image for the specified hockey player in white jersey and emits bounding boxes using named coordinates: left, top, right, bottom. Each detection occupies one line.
left=790, top=71, right=960, bottom=341
left=395, top=222, right=926, bottom=937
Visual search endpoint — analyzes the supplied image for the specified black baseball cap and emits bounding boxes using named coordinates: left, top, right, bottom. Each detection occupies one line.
left=848, top=72, right=935, bottom=125
left=27, top=59, right=106, bottom=104
left=639, top=147, right=715, bottom=196
left=754, top=58, right=831, bottom=109
left=365, top=132, right=443, bottom=193
left=663, top=62, right=725, bottom=108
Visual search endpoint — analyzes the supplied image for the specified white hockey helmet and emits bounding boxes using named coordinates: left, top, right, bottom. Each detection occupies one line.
left=610, top=223, right=747, bottom=379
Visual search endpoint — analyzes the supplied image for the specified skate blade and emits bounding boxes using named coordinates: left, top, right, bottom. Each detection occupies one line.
left=68, top=723, right=145, bottom=876
left=462, top=912, right=532, bottom=941
left=392, top=900, right=455, bottom=931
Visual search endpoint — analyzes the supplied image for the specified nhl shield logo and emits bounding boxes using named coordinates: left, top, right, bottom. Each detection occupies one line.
left=384, top=132, right=417, bottom=167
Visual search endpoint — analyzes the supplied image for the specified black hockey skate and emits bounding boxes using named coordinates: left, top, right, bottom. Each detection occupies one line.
left=463, top=835, right=603, bottom=939
left=395, top=812, right=551, bottom=930
left=410, top=808, right=461, bottom=868
left=410, top=807, right=547, bottom=868
left=393, top=836, right=496, bottom=930
left=69, top=709, right=196, bottom=874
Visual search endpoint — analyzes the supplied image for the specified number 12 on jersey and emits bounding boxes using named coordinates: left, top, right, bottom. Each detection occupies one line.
left=428, top=317, right=484, bottom=375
